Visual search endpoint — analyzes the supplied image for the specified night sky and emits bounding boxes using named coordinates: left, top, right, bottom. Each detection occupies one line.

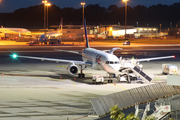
left=0, top=0, right=179, bottom=13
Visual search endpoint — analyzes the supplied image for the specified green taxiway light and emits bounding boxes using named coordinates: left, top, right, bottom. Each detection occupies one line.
left=12, top=54, right=18, bottom=59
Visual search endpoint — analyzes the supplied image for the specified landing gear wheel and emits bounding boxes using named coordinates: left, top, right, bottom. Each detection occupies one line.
left=81, top=73, right=85, bottom=78
left=78, top=73, right=85, bottom=78
left=78, top=74, right=81, bottom=78
left=108, top=80, right=113, bottom=83
left=113, top=74, right=116, bottom=78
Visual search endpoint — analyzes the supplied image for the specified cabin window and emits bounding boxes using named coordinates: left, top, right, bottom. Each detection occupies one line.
left=106, top=61, right=119, bottom=64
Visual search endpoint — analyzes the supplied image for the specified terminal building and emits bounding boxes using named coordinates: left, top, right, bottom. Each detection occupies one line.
left=109, top=26, right=159, bottom=38
left=50, top=24, right=159, bottom=39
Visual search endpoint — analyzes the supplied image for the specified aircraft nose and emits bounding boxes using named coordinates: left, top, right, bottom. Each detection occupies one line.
left=114, top=65, right=121, bottom=71
left=110, top=64, right=121, bottom=72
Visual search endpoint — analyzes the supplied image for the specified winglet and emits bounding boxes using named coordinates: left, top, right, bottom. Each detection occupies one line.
left=84, top=18, right=90, bottom=48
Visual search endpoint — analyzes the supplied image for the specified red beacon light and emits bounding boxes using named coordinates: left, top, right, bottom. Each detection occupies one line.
left=173, top=55, right=176, bottom=58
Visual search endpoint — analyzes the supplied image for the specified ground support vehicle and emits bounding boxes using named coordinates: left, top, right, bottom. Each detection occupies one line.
left=92, top=75, right=104, bottom=85
left=29, top=39, right=61, bottom=46
left=162, top=64, right=178, bottom=75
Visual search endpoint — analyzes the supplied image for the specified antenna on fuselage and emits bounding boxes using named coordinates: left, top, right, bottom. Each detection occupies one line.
left=84, top=18, right=90, bottom=48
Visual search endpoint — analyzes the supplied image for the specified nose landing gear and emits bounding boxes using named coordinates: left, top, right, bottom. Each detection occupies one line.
left=107, top=74, right=116, bottom=83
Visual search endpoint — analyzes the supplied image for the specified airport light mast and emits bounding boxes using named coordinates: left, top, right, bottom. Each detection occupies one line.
left=81, top=2, right=85, bottom=26
left=123, top=0, right=128, bottom=39
left=45, top=3, right=51, bottom=30
left=42, top=0, right=47, bottom=32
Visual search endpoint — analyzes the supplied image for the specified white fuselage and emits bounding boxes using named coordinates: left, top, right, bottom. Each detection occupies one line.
left=0, top=28, right=31, bottom=35
left=82, top=48, right=121, bottom=73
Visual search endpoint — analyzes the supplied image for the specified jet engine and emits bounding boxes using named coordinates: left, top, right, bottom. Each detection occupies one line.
left=67, top=64, right=79, bottom=75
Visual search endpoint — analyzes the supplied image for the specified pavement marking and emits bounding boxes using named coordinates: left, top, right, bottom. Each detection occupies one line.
left=86, top=74, right=92, bottom=76
left=57, top=65, right=68, bottom=67
left=114, top=84, right=127, bottom=90
left=56, top=88, right=64, bottom=89
left=71, top=82, right=77, bottom=87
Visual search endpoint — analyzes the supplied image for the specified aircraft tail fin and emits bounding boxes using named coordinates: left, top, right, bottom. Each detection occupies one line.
left=59, top=17, right=63, bottom=33
left=84, top=18, right=90, bottom=48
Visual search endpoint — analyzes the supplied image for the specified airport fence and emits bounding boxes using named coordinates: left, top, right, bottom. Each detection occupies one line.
left=89, top=83, right=180, bottom=116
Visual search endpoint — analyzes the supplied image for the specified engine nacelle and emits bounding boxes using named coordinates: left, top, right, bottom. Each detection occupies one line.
left=67, top=64, right=79, bottom=75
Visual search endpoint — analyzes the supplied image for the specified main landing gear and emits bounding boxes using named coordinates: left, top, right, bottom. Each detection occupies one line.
left=78, top=65, right=87, bottom=78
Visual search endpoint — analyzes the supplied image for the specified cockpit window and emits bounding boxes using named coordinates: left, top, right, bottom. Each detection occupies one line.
left=106, top=61, right=109, bottom=64
left=106, top=61, right=119, bottom=64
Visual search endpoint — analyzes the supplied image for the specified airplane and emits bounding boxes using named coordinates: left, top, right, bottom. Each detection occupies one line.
left=0, top=27, right=31, bottom=39
left=11, top=18, right=175, bottom=82
left=38, top=18, right=63, bottom=44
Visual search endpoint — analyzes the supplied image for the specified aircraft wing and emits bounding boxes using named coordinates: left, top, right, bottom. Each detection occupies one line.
left=54, top=49, right=82, bottom=55
left=137, top=56, right=175, bottom=62
left=12, top=55, right=91, bottom=66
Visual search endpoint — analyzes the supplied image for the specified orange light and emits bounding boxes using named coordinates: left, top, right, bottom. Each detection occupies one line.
left=45, top=3, right=51, bottom=6
left=81, top=2, right=85, bottom=5
left=42, top=0, right=47, bottom=3
left=69, top=35, right=72, bottom=38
